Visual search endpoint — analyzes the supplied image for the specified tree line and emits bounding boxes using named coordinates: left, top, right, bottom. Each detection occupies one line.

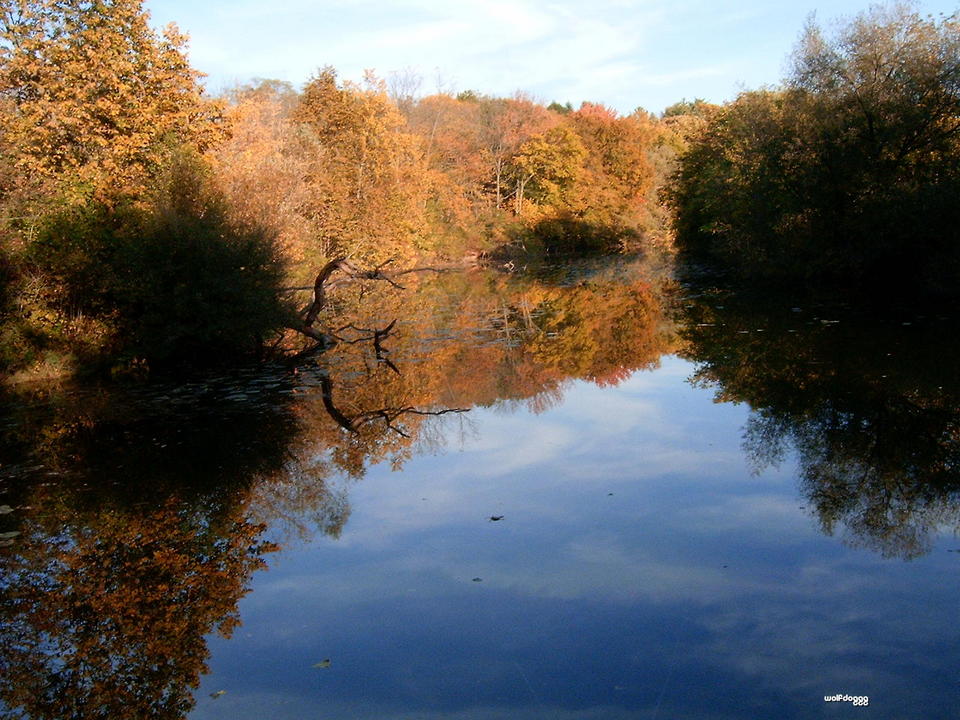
left=4, top=0, right=956, bottom=380
left=0, top=0, right=687, bottom=379
left=668, top=3, right=960, bottom=292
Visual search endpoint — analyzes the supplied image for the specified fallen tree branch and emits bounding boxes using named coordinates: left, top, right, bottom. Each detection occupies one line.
left=285, top=257, right=445, bottom=351
left=350, top=405, right=470, bottom=438
left=318, top=374, right=470, bottom=438
left=281, top=262, right=453, bottom=293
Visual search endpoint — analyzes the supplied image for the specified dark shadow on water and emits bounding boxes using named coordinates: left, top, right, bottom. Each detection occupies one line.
left=0, top=371, right=304, bottom=720
left=492, top=216, right=650, bottom=261
left=678, top=280, right=960, bottom=559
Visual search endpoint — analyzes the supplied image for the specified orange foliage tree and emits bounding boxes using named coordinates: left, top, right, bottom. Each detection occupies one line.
left=0, top=0, right=224, bottom=201
left=0, top=499, right=276, bottom=719
left=292, top=68, right=428, bottom=264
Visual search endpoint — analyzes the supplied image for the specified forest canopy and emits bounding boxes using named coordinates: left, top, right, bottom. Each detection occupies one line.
left=3, top=0, right=957, bottom=381
left=0, top=0, right=681, bottom=380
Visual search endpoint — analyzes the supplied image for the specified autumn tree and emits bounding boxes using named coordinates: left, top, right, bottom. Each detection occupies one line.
left=0, top=0, right=223, bottom=200
left=400, top=92, right=665, bottom=255
left=668, top=89, right=799, bottom=265
left=478, top=96, right=555, bottom=208
left=0, top=0, right=266, bottom=377
left=0, top=0, right=682, bottom=377
left=402, top=92, right=560, bottom=253
left=390, top=93, right=489, bottom=254
left=567, top=103, right=655, bottom=225
left=293, top=68, right=428, bottom=262
left=507, top=125, right=586, bottom=216
left=495, top=103, right=660, bottom=253
left=211, top=79, right=326, bottom=280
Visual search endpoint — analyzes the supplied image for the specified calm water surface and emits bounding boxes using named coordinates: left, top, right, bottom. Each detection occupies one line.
left=1, top=257, right=957, bottom=719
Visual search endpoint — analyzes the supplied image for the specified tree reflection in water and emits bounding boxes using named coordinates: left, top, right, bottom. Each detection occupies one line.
left=0, top=257, right=675, bottom=719
left=0, top=381, right=301, bottom=720
left=7, top=259, right=957, bottom=717
left=679, top=287, right=960, bottom=559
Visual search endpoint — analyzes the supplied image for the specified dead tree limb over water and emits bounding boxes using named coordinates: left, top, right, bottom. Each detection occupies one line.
left=286, top=257, right=447, bottom=347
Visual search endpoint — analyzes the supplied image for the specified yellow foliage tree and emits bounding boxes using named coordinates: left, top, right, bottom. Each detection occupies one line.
left=0, top=0, right=224, bottom=201
left=293, top=68, right=428, bottom=263
left=212, top=80, right=325, bottom=279
left=508, top=125, right=587, bottom=216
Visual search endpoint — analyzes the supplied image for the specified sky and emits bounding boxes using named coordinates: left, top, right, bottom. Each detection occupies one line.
left=144, top=0, right=960, bottom=114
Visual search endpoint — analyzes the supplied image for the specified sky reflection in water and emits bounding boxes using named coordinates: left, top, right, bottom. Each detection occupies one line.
left=192, top=358, right=959, bottom=720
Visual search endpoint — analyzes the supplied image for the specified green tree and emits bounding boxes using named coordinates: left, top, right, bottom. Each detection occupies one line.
left=670, top=3, right=960, bottom=289
left=662, top=98, right=712, bottom=118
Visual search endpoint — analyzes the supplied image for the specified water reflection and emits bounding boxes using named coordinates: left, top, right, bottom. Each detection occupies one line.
left=293, top=256, right=675, bottom=476
left=679, top=288, right=960, bottom=559
left=7, top=259, right=957, bottom=718
left=0, top=257, right=675, bottom=719
left=0, top=374, right=340, bottom=720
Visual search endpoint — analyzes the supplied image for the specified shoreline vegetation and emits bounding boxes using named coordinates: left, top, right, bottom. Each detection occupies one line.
left=1, top=1, right=957, bottom=382
left=668, top=3, right=960, bottom=294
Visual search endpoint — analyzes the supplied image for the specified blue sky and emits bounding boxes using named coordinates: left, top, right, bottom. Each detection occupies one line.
left=145, top=0, right=959, bottom=114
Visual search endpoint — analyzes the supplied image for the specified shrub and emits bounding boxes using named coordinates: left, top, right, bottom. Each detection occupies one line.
left=29, top=153, right=291, bottom=370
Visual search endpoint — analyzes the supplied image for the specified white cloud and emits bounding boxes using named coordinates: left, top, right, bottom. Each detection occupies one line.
left=147, top=0, right=677, bottom=109
left=150, top=0, right=960, bottom=112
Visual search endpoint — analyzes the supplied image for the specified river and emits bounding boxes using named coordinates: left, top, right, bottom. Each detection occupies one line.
left=1, top=255, right=957, bottom=719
